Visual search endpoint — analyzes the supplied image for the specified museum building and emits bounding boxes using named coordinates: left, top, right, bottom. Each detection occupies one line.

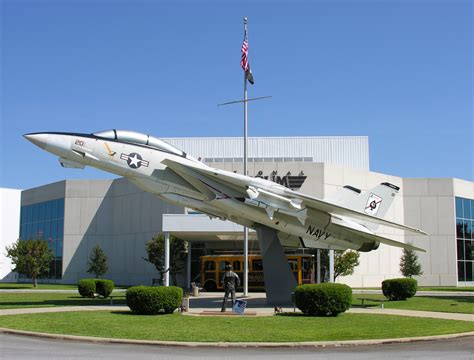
left=2, top=136, right=473, bottom=287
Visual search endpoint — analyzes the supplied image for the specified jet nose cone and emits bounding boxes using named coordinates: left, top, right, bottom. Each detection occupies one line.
left=24, top=133, right=49, bottom=149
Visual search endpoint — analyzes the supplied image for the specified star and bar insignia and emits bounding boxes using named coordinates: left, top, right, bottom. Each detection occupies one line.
left=120, top=153, right=149, bottom=169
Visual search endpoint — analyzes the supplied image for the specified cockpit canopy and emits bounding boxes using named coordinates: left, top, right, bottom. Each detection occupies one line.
left=93, top=129, right=185, bottom=157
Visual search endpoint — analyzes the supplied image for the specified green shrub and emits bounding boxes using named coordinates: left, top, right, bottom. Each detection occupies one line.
left=78, top=279, right=96, bottom=298
left=126, top=286, right=183, bottom=315
left=95, top=279, right=114, bottom=298
left=294, top=283, right=352, bottom=316
left=382, top=278, right=417, bottom=300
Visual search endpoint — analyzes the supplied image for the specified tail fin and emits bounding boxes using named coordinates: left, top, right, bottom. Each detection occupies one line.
left=325, top=182, right=400, bottom=231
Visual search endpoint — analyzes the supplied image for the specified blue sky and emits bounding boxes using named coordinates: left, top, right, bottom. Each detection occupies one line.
left=1, top=0, right=472, bottom=189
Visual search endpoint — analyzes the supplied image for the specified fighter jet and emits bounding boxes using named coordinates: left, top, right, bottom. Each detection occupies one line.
left=25, top=129, right=426, bottom=303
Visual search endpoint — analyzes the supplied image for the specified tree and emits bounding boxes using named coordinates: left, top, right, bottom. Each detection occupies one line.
left=400, top=247, right=423, bottom=278
left=87, top=245, right=108, bottom=278
left=334, top=250, right=360, bottom=280
left=5, top=238, right=54, bottom=287
left=144, top=234, right=187, bottom=286
left=318, top=249, right=360, bottom=281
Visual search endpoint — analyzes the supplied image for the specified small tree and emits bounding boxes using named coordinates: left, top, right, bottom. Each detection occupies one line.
left=334, top=250, right=360, bottom=280
left=5, top=238, right=54, bottom=287
left=400, top=247, right=423, bottom=278
left=318, top=249, right=360, bottom=281
left=144, top=234, right=187, bottom=286
left=87, top=245, right=108, bottom=278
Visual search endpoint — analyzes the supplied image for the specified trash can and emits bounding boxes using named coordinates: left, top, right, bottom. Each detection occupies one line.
left=191, top=282, right=199, bottom=297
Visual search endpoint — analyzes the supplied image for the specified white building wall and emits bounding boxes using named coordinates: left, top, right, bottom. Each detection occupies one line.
left=0, top=188, right=21, bottom=281
left=164, top=136, right=369, bottom=170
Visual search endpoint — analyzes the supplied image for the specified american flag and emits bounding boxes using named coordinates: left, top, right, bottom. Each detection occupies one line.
left=240, top=30, right=249, bottom=72
left=241, top=29, right=254, bottom=84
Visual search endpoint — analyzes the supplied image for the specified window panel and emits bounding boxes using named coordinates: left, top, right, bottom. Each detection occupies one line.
left=458, top=261, right=465, bottom=281
left=466, top=262, right=473, bottom=282
left=464, top=220, right=472, bottom=240
left=232, top=261, right=241, bottom=271
left=455, top=197, right=463, bottom=217
left=57, top=221, right=64, bottom=238
left=32, top=204, right=38, bottom=223
left=219, top=261, right=229, bottom=271
left=27, top=205, right=33, bottom=223
left=456, top=219, right=464, bottom=238
left=466, top=241, right=474, bottom=261
left=457, top=240, right=465, bottom=260
left=38, top=203, right=45, bottom=222
left=20, top=207, right=26, bottom=224
left=463, top=198, right=472, bottom=220
left=26, top=223, right=31, bottom=239
left=51, top=200, right=58, bottom=220
left=20, top=225, right=26, bottom=240
left=31, top=223, right=38, bottom=239
left=51, top=220, right=58, bottom=239
left=43, top=221, right=51, bottom=240
left=58, top=199, right=65, bottom=219
left=56, top=240, right=63, bottom=258
left=44, top=201, right=51, bottom=220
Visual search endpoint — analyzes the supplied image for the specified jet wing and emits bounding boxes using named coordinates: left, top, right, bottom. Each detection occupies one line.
left=162, top=159, right=428, bottom=236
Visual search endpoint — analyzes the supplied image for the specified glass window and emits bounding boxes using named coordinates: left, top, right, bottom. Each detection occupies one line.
left=464, top=220, right=472, bottom=240
left=32, top=204, right=38, bottom=223
left=204, top=261, right=215, bottom=271
left=252, top=259, right=263, bottom=271
left=27, top=205, right=33, bottom=223
left=219, top=261, right=229, bottom=271
left=463, top=198, right=472, bottom=219
left=38, top=203, right=45, bottom=222
left=20, top=207, right=26, bottom=224
left=458, top=261, right=465, bottom=281
left=20, top=225, right=26, bottom=240
left=456, top=219, right=464, bottom=238
left=51, top=220, right=58, bottom=239
left=58, top=199, right=65, bottom=219
left=466, top=241, right=473, bottom=261
left=56, top=240, right=63, bottom=258
left=44, top=221, right=51, bottom=240
left=57, top=221, right=64, bottom=238
left=232, top=261, right=241, bottom=271
left=456, top=197, right=463, bottom=218
left=26, top=223, right=31, bottom=239
left=466, top=262, right=473, bottom=282
left=51, top=200, right=58, bottom=220
left=457, top=240, right=465, bottom=260
left=44, top=201, right=51, bottom=221
left=31, top=223, right=38, bottom=239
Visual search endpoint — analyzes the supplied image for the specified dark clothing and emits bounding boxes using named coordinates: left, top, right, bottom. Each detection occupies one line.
left=220, top=271, right=240, bottom=312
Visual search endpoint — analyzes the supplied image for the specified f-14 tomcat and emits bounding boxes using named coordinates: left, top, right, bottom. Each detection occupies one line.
left=25, top=129, right=426, bottom=304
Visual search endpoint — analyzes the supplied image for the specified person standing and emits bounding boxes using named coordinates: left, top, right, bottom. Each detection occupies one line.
left=220, top=264, right=240, bottom=312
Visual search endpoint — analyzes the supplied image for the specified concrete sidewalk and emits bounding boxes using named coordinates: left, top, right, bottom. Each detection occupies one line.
left=0, top=292, right=472, bottom=322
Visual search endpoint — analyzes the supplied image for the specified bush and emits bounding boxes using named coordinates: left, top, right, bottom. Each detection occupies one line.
left=382, top=278, right=417, bottom=300
left=95, top=279, right=114, bottom=298
left=294, top=283, right=352, bottom=316
left=126, top=286, right=183, bottom=315
left=78, top=279, right=96, bottom=298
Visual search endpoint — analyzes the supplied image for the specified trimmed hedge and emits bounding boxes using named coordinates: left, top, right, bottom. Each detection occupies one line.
left=294, top=283, right=352, bottom=316
left=78, top=278, right=115, bottom=298
left=95, top=279, right=114, bottom=298
left=382, top=278, right=417, bottom=300
left=78, top=279, right=96, bottom=298
left=126, top=286, right=183, bottom=315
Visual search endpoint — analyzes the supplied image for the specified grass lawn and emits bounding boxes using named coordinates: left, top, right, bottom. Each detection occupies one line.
left=0, top=283, right=80, bottom=290
left=352, top=295, right=474, bottom=314
left=0, top=311, right=472, bottom=342
left=0, top=292, right=126, bottom=309
left=353, top=286, right=474, bottom=292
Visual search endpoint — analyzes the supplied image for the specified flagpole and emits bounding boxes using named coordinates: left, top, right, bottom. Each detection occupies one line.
left=243, top=16, right=249, bottom=297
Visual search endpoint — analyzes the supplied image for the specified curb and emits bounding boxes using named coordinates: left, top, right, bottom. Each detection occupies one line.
left=0, top=327, right=473, bottom=348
